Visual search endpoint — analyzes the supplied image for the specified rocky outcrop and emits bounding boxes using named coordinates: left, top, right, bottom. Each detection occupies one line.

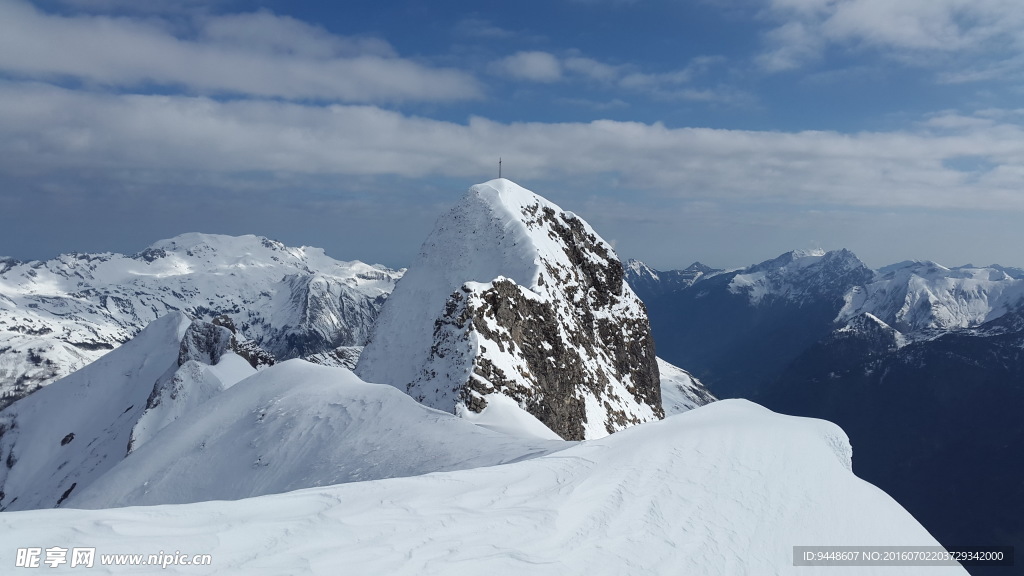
left=177, top=321, right=234, bottom=367
left=358, top=179, right=662, bottom=440
left=130, top=318, right=257, bottom=454
left=304, top=346, right=362, bottom=370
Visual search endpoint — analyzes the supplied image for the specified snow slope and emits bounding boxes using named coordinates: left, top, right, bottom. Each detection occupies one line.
left=68, top=360, right=568, bottom=509
left=0, top=233, right=402, bottom=406
left=0, top=312, right=259, bottom=512
left=1, top=400, right=965, bottom=575
left=358, top=179, right=662, bottom=440
left=658, top=357, right=717, bottom=415
left=0, top=312, right=192, bottom=512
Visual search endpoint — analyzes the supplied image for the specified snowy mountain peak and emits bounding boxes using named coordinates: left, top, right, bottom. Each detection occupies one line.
left=462, top=178, right=617, bottom=291
left=988, top=264, right=1024, bottom=280
left=357, top=180, right=662, bottom=440
left=729, top=249, right=873, bottom=305
left=685, top=261, right=717, bottom=273
left=0, top=311, right=194, bottom=511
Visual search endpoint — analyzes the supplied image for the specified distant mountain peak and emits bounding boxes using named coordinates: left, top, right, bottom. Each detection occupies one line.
left=685, top=261, right=716, bottom=273
left=623, top=259, right=721, bottom=301
left=839, top=261, right=1024, bottom=335
left=835, top=312, right=908, bottom=349
left=729, top=249, right=873, bottom=305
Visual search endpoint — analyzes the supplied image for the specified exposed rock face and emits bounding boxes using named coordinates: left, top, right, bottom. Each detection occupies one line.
left=357, top=179, right=662, bottom=440
left=304, top=346, right=362, bottom=370
left=177, top=321, right=234, bottom=367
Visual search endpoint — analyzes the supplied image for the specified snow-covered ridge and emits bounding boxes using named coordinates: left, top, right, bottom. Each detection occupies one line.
left=834, top=312, right=909, bottom=350
left=69, top=359, right=569, bottom=509
left=711, top=249, right=1024, bottom=340
left=0, top=233, right=403, bottom=406
left=1, top=400, right=965, bottom=575
left=358, top=179, right=667, bottom=440
left=0, top=312, right=249, bottom=512
left=838, top=260, right=1024, bottom=336
left=0, top=310, right=567, bottom=512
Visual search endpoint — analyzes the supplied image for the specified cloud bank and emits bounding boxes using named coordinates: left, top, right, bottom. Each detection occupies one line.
left=758, top=0, right=1024, bottom=76
left=0, top=0, right=481, bottom=102
left=2, top=82, right=1022, bottom=212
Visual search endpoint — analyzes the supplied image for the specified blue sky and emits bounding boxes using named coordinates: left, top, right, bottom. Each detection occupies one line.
left=2, top=0, right=1024, bottom=270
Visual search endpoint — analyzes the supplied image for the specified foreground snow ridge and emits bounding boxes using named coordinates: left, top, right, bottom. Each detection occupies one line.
left=2, top=400, right=963, bottom=575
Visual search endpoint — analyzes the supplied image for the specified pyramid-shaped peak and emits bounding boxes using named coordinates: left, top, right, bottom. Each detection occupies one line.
left=357, top=180, right=661, bottom=440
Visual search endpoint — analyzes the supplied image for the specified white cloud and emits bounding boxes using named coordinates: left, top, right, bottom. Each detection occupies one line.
left=0, top=0, right=481, bottom=102
left=758, top=0, right=1024, bottom=75
left=756, top=21, right=824, bottom=71
left=619, top=69, right=692, bottom=90
left=200, top=11, right=396, bottom=59
left=491, top=51, right=563, bottom=82
left=563, top=57, right=622, bottom=82
left=493, top=50, right=738, bottom=102
left=2, top=82, right=1023, bottom=212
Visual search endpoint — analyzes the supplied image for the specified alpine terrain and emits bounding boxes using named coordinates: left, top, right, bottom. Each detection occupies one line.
left=0, top=233, right=403, bottom=409
left=0, top=181, right=975, bottom=575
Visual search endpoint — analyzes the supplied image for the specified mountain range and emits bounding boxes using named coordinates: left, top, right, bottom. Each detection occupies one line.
left=0, top=233, right=403, bottom=409
left=1, top=179, right=717, bottom=511
left=629, top=251, right=1024, bottom=573
left=0, top=180, right=985, bottom=574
